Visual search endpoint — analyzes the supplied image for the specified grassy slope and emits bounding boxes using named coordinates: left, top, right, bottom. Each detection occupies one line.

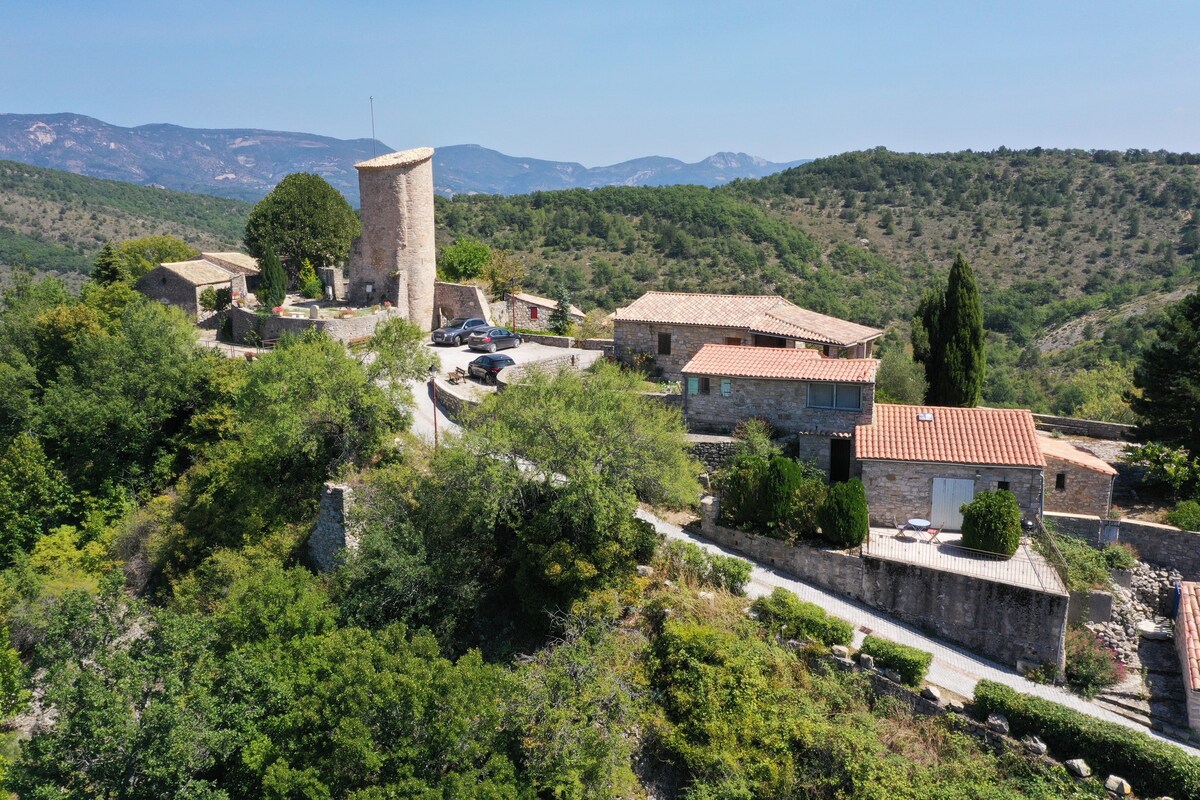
left=0, top=160, right=250, bottom=274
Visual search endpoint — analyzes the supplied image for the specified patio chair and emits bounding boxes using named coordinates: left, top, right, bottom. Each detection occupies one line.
left=925, top=523, right=943, bottom=544
left=892, top=516, right=910, bottom=539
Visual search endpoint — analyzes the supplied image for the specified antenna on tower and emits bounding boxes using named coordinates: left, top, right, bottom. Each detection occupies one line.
left=369, top=96, right=377, bottom=158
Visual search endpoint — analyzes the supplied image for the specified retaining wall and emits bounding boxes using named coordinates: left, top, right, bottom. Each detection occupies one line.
left=1044, top=511, right=1200, bottom=580
left=580, top=338, right=614, bottom=353
left=687, top=434, right=739, bottom=472
left=430, top=377, right=478, bottom=424
left=229, top=306, right=398, bottom=345
left=1030, top=413, right=1134, bottom=441
left=701, top=497, right=1067, bottom=668
left=520, top=333, right=573, bottom=348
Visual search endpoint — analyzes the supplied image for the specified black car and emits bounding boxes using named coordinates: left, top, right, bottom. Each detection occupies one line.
left=466, top=327, right=522, bottom=352
left=431, top=317, right=489, bottom=346
left=467, top=353, right=516, bottom=383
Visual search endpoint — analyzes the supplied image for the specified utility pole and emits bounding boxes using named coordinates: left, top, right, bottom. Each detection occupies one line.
left=428, top=364, right=439, bottom=449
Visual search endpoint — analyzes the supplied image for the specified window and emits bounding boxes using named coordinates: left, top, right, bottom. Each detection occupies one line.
left=806, top=383, right=862, bottom=411
left=530, top=307, right=538, bottom=320
left=657, top=332, right=672, bottom=355
left=724, top=336, right=742, bottom=346
left=687, top=377, right=711, bottom=396
left=998, top=481, right=1010, bottom=492
left=720, top=378, right=732, bottom=397
left=700, top=377, right=710, bottom=395
left=1055, top=473, right=1066, bottom=491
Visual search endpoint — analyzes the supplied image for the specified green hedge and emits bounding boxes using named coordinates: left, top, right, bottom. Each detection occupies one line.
left=859, top=636, right=932, bottom=687
left=961, top=490, right=1021, bottom=557
left=750, top=588, right=854, bottom=647
left=817, top=477, right=869, bottom=547
left=973, top=680, right=1200, bottom=799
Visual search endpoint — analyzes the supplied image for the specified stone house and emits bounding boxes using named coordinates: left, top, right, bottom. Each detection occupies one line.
left=613, top=291, right=883, bottom=381
left=1037, top=434, right=1117, bottom=518
left=681, top=344, right=878, bottom=480
left=508, top=291, right=584, bottom=331
left=136, top=259, right=240, bottom=321
left=855, top=404, right=1046, bottom=530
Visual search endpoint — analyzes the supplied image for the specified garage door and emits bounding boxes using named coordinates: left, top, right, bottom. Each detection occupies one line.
left=931, top=477, right=975, bottom=531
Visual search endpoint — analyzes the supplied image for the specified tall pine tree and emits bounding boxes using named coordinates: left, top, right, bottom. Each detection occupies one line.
left=912, top=253, right=985, bottom=407
left=258, top=245, right=287, bottom=308
left=1131, top=290, right=1200, bottom=457
left=548, top=284, right=574, bottom=335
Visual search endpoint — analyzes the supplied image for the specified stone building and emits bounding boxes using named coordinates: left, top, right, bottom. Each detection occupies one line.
left=136, top=259, right=242, bottom=320
left=1176, top=581, right=1200, bottom=732
left=613, top=291, right=883, bottom=381
left=856, top=404, right=1046, bottom=530
left=347, top=147, right=438, bottom=330
left=681, top=344, right=877, bottom=480
left=508, top=291, right=584, bottom=331
left=1037, top=434, right=1117, bottom=518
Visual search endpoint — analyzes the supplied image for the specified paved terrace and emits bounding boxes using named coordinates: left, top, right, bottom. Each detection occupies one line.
left=864, top=527, right=1067, bottom=595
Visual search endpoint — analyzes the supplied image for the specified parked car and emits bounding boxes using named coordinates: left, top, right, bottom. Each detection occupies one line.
left=431, top=317, right=489, bottom=346
left=466, top=327, right=522, bottom=352
left=467, top=353, right=516, bottom=384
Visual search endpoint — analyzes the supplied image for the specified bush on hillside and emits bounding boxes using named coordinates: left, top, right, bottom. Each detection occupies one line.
left=973, top=679, right=1200, bottom=799
left=816, top=478, right=868, bottom=547
left=960, top=490, right=1021, bottom=557
left=858, top=636, right=932, bottom=687
left=1064, top=625, right=1124, bottom=698
left=750, top=588, right=853, bottom=647
left=1168, top=499, right=1200, bottom=531
left=715, top=425, right=826, bottom=540
left=657, top=540, right=752, bottom=596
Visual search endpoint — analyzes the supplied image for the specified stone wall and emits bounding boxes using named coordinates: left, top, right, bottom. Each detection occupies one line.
left=682, top=375, right=874, bottom=437
left=496, top=352, right=591, bottom=388
left=700, top=497, right=1067, bottom=668
left=581, top=337, right=615, bottom=355
left=1030, top=413, right=1134, bottom=441
left=229, top=307, right=400, bottom=345
left=615, top=320, right=773, bottom=380
left=433, top=280, right=491, bottom=326
left=318, top=267, right=348, bottom=301
left=687, top=434, right=739, bottom=472
left=860, top=460, right=1043, bottom=528
left=136, top=268, right=217, bottom=320
left=1044, top=511, right=1200, bottom=580
left=430, top=377, right=478, bottom=424
left=509, top=297, right=581, bottom=331
left=1043, top=454, right=1114, bottom=518
left=308, top=483, right=359, bottom=572
left=520, top=333, right=573, bottom=348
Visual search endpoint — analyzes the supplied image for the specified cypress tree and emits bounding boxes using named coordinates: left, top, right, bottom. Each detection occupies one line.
left=258, top=246, right=287, bottom=308
left=548, top=284, right=574, bottom=335
left=1131, top=290, right=1200, bottom=457
left=919, top=253, right=985, bottom=407
left=90, top=242, right=128, bottom=286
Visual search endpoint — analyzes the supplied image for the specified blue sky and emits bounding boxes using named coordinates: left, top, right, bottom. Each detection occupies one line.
left=2, top=0, right=1197, bottom=165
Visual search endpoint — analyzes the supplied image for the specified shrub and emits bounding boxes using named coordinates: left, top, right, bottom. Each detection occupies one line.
left=1168, top=499, right=1200, bottom=531
left=750, top=588, right=853, bottom=646
left=973, top=679, right=1200, bottom=799
left=1101, top=542, right=1137, bottom=570
left=960, top=490, right=1021, bottom=557
left=816, top=478, right=868, bottom=547
left=299, top=259, right=324, bottom=299
left=859, top=636, right=932, bottom=687
left=1063, top=625, right=1123, bottom=698
left=716, top=438, right=826, bottom=541
left=658, top=540, right=751, bottom=596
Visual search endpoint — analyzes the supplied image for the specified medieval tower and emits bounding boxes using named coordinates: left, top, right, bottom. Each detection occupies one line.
left=347, top=147, right=437, bottom=330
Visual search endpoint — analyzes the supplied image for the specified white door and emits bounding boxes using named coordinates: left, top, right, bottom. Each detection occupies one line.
left=931, top=477, right=975, bottom=531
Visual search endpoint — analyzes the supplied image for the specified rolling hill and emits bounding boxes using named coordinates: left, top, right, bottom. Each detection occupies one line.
left=0, top=113, right=807, bottom=203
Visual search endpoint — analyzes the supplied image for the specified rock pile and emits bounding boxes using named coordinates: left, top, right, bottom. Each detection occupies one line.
left=1086, top=561, right=1179, bottom=667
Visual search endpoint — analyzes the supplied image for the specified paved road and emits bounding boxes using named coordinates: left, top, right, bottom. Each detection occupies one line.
left=636, top=507, right=1200, bottom=758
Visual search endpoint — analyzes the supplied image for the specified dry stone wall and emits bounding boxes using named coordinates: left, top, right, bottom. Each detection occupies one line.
left=433, top=281, right=491, bottom=326
left=1045, top=511, right=1200, bottom=580
left=309, top=483, right=359, bottom=572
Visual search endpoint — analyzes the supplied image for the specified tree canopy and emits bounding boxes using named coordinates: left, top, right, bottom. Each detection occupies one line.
left=90, top=236, right=198, bottom=285
left=244, top=172, right=360, bottom=275
left=913, top=253, right=985, bottom=406
left=438, top=238, right=492, bottom=282
left=1132, top=290, right=1200, bottom=456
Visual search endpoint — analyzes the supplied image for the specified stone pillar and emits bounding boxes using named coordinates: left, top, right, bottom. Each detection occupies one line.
left=347, top=147, right=438, bottom=330
left=308, top=482, right=359, bottom=572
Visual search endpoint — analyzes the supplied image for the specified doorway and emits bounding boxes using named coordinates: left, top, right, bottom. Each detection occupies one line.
left=829, top=439, right=852, bottom=483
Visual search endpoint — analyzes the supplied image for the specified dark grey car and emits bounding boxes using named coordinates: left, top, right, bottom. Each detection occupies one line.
left=467, top=353, right=516, bottom=384
left=431, top=317, right=489, bottom=346
left=466, top=327, right=522, bottom=352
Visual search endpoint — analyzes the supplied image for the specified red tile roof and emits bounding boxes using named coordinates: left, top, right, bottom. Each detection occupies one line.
left=856, top=404, right=1045, bottom=467
left=1179, top=582, right=1200, bottom=694
left=614, top=291, right=883, bottom=347
left=1037, top=434, right=1118, bottom=476
left=681, top=344, right=877, bottom=382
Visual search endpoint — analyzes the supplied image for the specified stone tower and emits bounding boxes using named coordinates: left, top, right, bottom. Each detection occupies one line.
left=347, top=147, right=437, bottom=330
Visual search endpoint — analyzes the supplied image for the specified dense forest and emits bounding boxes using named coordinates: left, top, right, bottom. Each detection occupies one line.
left=0, top=263, right=1142, bottom=798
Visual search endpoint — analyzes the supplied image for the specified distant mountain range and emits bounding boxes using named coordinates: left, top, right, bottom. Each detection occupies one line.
left=0, top=113, right=808, bottom=204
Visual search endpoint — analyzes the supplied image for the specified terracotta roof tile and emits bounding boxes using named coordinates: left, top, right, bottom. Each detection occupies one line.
left=159, top=259, right=236, bottom=286
left=856, top=404, right=1045, bottom=467
left=614, top=291, right=883, bottom=347
left=1179, top=582, right=1200, bottom=692
left=681, top=344, right=877, bottom=382
left=1037, top=434, right=1118, bottom=476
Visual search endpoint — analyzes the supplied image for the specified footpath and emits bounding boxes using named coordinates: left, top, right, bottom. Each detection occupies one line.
left=636, top=507, right=1200, bottom=759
